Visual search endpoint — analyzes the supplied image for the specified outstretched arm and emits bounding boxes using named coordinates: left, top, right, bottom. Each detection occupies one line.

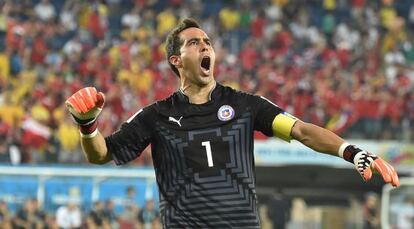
left=291, top=120, right=345, bottom=157
left=273, top=116, right=399, bottom=187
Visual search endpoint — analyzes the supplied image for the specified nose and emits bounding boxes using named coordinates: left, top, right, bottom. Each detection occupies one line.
left=200, top=41, right=208, bottom=52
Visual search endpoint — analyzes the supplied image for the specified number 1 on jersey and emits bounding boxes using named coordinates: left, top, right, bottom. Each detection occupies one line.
left=201, top=141, right=214, bottom=167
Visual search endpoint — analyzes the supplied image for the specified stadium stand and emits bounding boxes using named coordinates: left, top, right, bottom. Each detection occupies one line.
left=0, top=0, right=413, bottom=164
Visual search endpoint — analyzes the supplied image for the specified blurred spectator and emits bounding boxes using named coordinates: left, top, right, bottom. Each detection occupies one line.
left=34, top=0, right=56, bottom=22
left=12, top=199, right=43, bottom=229
left=9, top=50, right=22, bottom=76
left=362, top=192, right=380, bottom=229
left=267, top=192, right=291, bottom=229
left=56, top=115, right=82, bottom=163
left=119, top=186, right=140, bottom=227
left=396, top=197, right=414, bottom=229
left=219, top=7, right=240, bottom=31
left=56, top=202, right=82, bottom=229
left=87, top=2, right=108, bottom=43
left=103, top=199, right=119, bottom=229
left=44, top=133, right=60, bottom=163
left=60, top=1, right=79, bottom=33
left=30, top=32, right=48, bottom=66
left=138, top=199, right=160, bottom=229
left=7, top=129, right=23, bottom=165
left=62, top=35, right=82, bottom=57
left=87, top=201, right=110, bottom=229
left=121, top=7, right=141, bottom=33
left=0, top=137, right=10, bottom=163
left=156, top=8, right=176, bottom=36
left=0, top=200, right=12, bottom=228
left=31, top=199, right=46, bottom=224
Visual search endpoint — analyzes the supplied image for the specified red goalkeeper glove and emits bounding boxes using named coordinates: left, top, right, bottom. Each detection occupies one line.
left=340, top=143, right=400, bottom=187
left=65, top=87, right=105, bottom=137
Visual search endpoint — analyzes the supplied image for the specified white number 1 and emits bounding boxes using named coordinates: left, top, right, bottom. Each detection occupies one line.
left=201, top=141, right=214, bottom=167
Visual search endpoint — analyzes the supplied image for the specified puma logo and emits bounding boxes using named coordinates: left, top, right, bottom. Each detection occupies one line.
left=168, top=116, right=183, bottom=127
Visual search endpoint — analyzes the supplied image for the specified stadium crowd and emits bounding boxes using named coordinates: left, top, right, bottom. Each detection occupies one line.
left=0, top=0, right=413, bottom=166
left=0, top=198, right=161, bottom=228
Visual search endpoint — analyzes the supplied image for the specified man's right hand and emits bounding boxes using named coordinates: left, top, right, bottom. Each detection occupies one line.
left=65, top=87, right=105, bottom=126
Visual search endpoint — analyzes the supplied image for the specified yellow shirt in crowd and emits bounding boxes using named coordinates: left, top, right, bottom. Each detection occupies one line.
left=57, top=122, right=80, bottom=151
left=156, top=10, right=176, bottom=36
left=0, top=52, right=10, bottom=80
left=219, top=8, right=240, bottom=30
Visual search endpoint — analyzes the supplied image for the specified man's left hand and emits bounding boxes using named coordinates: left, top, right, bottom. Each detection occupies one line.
left=353, top=150, right=400, bottom=187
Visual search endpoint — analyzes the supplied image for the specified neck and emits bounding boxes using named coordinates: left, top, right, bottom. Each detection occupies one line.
left=180, top=80, right=216, bottom=104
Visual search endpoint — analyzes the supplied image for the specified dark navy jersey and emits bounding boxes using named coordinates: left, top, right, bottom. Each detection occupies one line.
left=105, top=83, right=283, bottom=228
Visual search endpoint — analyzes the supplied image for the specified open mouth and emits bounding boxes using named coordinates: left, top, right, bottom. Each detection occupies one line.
left=200, top=56, right=211, bottom=74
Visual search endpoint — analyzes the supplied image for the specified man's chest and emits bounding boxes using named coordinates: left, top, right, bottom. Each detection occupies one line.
left=153, top=110, right=255, bottom=177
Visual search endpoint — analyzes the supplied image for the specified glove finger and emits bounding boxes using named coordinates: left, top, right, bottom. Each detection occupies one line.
left=73, top=93, right=88, bottom=113
left=65, top=97, right=82, bottom=114
left=80, top=87, right=96, bottom=110
left=362, top=167, right=372, bottom=181
left=392, top=171, right=400, bottom=187
left=96, top=92, right=105, bottom=108
left=88, top=87, right=98, bottom=103
left=372, top=159, right=391, bottom=183
left=385, top=162, right=400, bottom=187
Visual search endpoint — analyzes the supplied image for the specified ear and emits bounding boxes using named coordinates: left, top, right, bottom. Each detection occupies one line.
left=169, top=55, right=182, bottom=68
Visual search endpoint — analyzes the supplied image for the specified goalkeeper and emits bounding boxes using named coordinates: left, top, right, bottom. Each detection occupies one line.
left=66, top=87, right=399, bottom=187
left=65, top=18, right=399, bottom=228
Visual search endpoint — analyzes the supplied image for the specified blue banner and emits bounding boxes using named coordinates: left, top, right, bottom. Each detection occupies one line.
left=254, top=139, right=414, bottom=167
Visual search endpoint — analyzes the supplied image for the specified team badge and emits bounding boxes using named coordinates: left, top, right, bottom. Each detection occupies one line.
left=217, top=105, right=235, bottom=121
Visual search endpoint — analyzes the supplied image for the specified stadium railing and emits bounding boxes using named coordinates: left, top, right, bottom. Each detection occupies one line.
left=0, top=164, right=157, bottom=214
left=381, top=177, right=414, bottom=229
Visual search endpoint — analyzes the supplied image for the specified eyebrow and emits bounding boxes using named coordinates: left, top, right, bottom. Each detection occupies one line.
left=185, top=37, right=211, bottom=45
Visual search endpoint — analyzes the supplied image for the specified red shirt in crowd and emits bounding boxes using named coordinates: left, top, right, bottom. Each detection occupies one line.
left=251, top=16, right=265, bottom=39
left=239, top=44, right=257, bottom=71
left=274, top=30, right=292, bottom=57
left=31, top=35, right=47, bottom=65
left=88, top=10, right=106, bottom=40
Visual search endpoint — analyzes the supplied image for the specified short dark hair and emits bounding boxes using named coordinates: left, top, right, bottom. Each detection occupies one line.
left=165, top=18, right=201, bottom=77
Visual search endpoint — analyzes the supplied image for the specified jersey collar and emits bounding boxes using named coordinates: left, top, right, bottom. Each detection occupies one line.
left=177, top=82, right=221, bottom=104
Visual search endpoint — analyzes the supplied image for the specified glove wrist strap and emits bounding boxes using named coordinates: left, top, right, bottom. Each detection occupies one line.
left=80, top=128, right=98, bottom=138
left=79, top=121, right=98, bottom=135
left=71, top=113, right=97, bottom=126
left=338, top=142, right=350, bottom=158
left=338, top=142, right=362, bottom=164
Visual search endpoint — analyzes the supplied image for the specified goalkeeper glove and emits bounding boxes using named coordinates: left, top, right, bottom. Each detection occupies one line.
left=339, top=143, right=400, bottom=187
left=65, top=87, right=105, bottom=137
